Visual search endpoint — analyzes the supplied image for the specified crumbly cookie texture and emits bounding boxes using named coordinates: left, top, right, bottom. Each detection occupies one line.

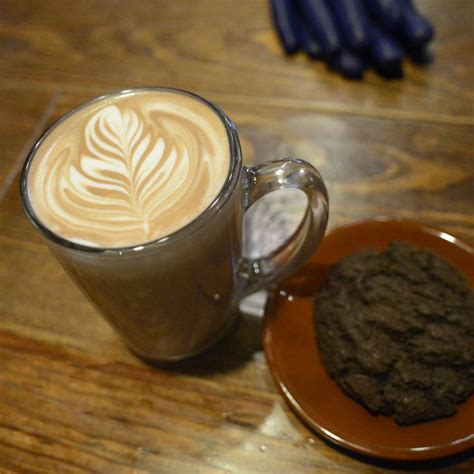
left=314, top=242, right=474, bottom=425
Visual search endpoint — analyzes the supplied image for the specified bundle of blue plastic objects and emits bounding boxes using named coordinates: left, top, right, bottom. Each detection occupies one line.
left=270, top=0, right=434, bottom=79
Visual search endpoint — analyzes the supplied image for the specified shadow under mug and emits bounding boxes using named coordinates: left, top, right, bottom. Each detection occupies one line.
left=20, top=87, right=329, bottom=361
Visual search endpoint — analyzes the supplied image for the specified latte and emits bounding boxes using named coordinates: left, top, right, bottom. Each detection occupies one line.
left=27, top=90, right=230, bottom=248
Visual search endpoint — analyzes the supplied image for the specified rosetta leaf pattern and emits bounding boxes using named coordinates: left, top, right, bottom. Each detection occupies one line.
left=56, top=105, right=184, bottom=238
left=37, top=98, right=221, bottom=247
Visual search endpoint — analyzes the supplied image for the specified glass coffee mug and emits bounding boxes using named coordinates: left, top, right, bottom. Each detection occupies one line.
left=20, top=88, right=328, bottom=361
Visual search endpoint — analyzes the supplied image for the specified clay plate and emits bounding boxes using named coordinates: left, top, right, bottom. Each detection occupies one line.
left=262, top=219, right=474, bottom=461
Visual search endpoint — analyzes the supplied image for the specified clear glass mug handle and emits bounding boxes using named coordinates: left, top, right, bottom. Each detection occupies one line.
left=238, top=158, right=329, bottom=296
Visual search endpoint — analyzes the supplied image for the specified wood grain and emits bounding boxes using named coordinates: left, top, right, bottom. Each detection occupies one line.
left=0, top=89, right=57, bottom=199
left=1, top=1, right=474, bottom=123
left=0, top=0, right=473, bottom=472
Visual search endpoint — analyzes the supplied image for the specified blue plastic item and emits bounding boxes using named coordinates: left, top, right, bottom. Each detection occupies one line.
left=328, top=0, right=369, bottom=52
left=400, top=0, right=434, bottom=46
left=364, top=0, right=401, bottom=32
left=297, top=0, right=341, bottom=57
left=270, top=0, right=302, bottom=53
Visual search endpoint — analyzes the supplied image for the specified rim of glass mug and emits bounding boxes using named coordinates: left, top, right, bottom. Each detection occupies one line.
left=20, top=87, right=242, bottom=254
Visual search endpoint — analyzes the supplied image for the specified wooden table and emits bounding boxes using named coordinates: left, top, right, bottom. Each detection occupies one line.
left=1, top=1, right=473, bottom=472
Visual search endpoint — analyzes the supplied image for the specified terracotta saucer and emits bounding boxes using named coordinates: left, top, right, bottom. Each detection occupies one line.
left=262, top=219, right=474, bottom=461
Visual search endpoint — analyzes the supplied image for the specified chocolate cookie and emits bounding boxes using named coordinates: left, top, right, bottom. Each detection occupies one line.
left=313, top=242, right=474, bottom=425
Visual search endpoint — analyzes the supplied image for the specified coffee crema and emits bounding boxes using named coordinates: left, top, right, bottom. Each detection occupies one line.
left=27, top=90, right=230, bottom=248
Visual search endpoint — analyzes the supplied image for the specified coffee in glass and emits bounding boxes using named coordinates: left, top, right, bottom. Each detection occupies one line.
left=21, top=87, right=329, bottom=361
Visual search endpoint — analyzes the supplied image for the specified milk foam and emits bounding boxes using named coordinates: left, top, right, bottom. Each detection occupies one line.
left=27, top=90, right=230, bottom=247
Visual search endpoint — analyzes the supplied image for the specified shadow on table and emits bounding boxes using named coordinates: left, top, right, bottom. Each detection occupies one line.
left=319, top=434, right=473, bottom=471
left=147, top=309, right=263, bottom=376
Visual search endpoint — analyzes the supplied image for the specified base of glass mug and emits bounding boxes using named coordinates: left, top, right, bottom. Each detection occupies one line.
left=126, top=310, right=240, bottom=363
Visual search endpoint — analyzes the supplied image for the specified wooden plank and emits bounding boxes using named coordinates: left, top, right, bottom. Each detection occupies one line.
left=0, top=1, right=473, bottom=122
left=1, top=91, right=472, bottom=350
left=0, top=89, right=58, bottom=199
left=0, top=331, right=472, bottom=473
left=0, top=0, right=473, bottom=469
left=1, top=89, right=472, bottom=471
left=232, top=106, right=474, bottom=242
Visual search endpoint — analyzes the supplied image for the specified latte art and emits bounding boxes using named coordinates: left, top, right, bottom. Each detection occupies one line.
left=27, top=91, right=230, bottom=247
